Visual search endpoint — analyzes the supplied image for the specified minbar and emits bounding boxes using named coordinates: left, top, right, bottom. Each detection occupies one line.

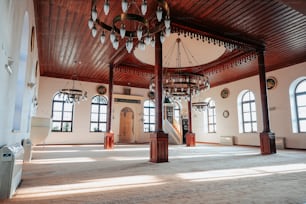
left=150, top=132, right=168, bottom=163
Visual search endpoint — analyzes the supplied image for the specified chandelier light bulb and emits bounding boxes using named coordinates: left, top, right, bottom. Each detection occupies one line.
left=100, top=31, right=106, bottom=44
left=104, top=0, right=110, bottom=15
left=91, top=6, right=98, bottom=21
left=110, top=30, right=116, bottom=43
left=164, top=15, right=170, bottom=28
left=160, top=32, right=165, bottom=44
left=120, top=24, right=126, bottom=39
left=144, top=35, right=151, bottom=45
left=113, top=37, right=119, bottom=50
left=122, top=0, right=128, bottom=13
left=150, top=37, right=155, bottom=47
left=165, top=27, right=171, bottom=37
left=126, top=37, right=133, bottom=53
left=137, top=26, right=143, bottom=41
left=141, top=0, right=147, bottom=15
left=88, top=18, right=94, bottom=29
left=156, top=6, right=163, bottom=22
left=91, top=26, right=97, bottom=38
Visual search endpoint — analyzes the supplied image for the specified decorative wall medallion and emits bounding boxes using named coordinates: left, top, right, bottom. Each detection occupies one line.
left=97, top=85, right=107, bottom=94
left=148, top=91, right=155, bottom=100
left=221, top=88, right=230, bottom=98
left=267, top=76, right=277, bottom=90
left=223, top=110, right=230, bottom=118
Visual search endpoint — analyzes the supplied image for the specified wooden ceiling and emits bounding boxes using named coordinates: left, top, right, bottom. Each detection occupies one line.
left=34, top=0, right=306, bottom=89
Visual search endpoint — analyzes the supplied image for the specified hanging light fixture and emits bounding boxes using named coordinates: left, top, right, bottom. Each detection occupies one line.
left=88, top=0, right=171, bottom=53
left=161, top=37, right=210, bottom=102
left=59, top=74, right=88, bottom=104
left=192, top=101, right=209, bottom=112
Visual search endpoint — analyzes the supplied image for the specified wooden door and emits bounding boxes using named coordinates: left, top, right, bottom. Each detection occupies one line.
left=119, top=107, right=134, bottom=143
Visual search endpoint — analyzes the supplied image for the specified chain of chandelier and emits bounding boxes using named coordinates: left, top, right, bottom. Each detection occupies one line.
left=88, top=0, right=171, bottom=53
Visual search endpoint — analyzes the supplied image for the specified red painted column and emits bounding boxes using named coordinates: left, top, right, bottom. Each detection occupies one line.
left=105, top=63, right=114, bottom=149
left=257, top=50, right=276, bottom=154
left=150, top=32, right=168, bottom=163
left=186, top=89, right=195, bottom=147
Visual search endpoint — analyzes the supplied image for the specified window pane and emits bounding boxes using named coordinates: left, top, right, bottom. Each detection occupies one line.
left=150, top=109, right=155, bottom=115
left=144, top=108, right=149, bottom=115
left=100, top=105, right=107, bottom=113
left=91, top=113, right=98, bottom=121
left=244, top=112, right=251, bottom=121
left=100, top=114, right=107, bottom=122
left=144, top=124, right=149, bottom=132
left=64, top=103, right=73, bottom=111
left=296, top=81, right=306, bottom=93
left=143, top=116, right=149, bottom=123
left=53, top=102, right=62, bottom=111
left=52, top=122, right=61, bottom=131
left=244, top=123, right=251, bottom=132
left=150, top=124, right=155, bottom=131
left=99, top=123, right=106, bottom=132
left=251, top=102, right=256, bottom=111
left=251, top=112, right=257, bottom=121
left=297, top=95, right=306, bottom=106
left=91, top=105, right=99, bottom=113
left=252, top=122, right=257, bottom=132
left=297, top=106, right=306, bottom=118
left=62, top=122, right=72, bottom=132
left=91, top=123, right=99, bottom=132
left=150, top=116, right=155, bottom=123
left=63, top=112, right=72, bottom=120
left=243, top=103, right=250, bottom=112
left=299, top=120, right=306, bottom=132
left=53, top=112, right=62, bottom=120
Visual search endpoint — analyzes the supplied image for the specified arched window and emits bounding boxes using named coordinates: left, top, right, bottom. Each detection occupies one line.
left=293, top=79, right=306, bottom=132
left=207, top=100, right=216, bottom=133
left=90, top=95, right=108, bottom=132
left=51, top=93, right=74, bottom=132
left=144, top=100, right=155, bottom=132
left=241, top=90, right=257, bottom=133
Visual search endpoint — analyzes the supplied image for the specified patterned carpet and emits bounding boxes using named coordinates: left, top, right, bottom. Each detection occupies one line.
left=2, top=144, right=306, bottom=204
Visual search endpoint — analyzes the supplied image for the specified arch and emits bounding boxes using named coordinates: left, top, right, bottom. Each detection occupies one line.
left=289, top=77, right=306, bottom=133
left=12, top=11, right=30, bottom=130
left=119, top=107, right=134, bottom=143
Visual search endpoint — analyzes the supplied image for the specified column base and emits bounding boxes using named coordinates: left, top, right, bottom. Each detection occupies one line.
left=150, top=131, right=168, bottom=163
left=186, top=132, right=196, bottom=147
left=104, top=132, right=114, bottom=149
left=260, top=132, right=276, bottom=155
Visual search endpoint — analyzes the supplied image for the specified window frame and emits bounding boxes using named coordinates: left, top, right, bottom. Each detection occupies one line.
left=51, top=93, right=74, bottom=132
left=90, top=95, right=108, bottom=132
left=207, top=100, right=216, bottom=133
left=143, top=100, right=155, bottom=132
left=241, top=91, right=257, bottom=133
left=294, top=79, right=306, bottom=133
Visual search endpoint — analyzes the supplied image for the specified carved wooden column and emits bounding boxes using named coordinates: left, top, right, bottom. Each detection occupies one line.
left=257, top=50, right=276, bottom=154
left=150, top=32, right=168, bottom=163
left=186, top=90, right=195, bottom=146
left=105, top=63, right=114, bottom=149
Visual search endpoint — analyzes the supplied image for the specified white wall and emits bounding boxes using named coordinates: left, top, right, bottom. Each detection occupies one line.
left=36, top=76, right=152, bottom=144
left=0, top=0, right=38, bottom=147
left=193, top=62, right=306, bottom=149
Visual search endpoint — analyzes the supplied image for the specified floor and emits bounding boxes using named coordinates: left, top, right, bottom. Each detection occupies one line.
left=2, top=144, right=306, bottom=204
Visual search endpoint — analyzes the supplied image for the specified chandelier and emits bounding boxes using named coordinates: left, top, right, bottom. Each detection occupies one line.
left=59, top=75, right=88, bottom=104
left=88, top=0, right=171, bottom=53
left=192, top=101, right=209, bottom=112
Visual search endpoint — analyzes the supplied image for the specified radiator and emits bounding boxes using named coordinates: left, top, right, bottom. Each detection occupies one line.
left=0, top=143, right=24, bottom=199
left=220, top=136, right=235, bottom=146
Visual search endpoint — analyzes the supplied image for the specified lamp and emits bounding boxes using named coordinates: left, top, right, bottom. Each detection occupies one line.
left=151, top=37, right=210, bottom=102
left=59, top=74, right=87, bottom=104
left=88, top=0, right=171, bottom=53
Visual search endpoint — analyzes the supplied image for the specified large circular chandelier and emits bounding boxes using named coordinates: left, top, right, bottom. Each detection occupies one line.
left=59, top=76, right=88, bottom=104
left=88, top=0, right=171, bottom=53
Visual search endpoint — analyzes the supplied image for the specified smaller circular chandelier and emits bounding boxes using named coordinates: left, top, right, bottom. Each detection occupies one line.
left=88, top=0, right=171, bottom=53
left=192, top=101, right=209, bottom=112
left=59, top=76, right=88, bottom=104
left=163, top=72, right=210, bottom=101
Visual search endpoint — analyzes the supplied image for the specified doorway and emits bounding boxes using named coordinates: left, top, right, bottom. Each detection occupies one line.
left=119, top=107, right=134, bottom=143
